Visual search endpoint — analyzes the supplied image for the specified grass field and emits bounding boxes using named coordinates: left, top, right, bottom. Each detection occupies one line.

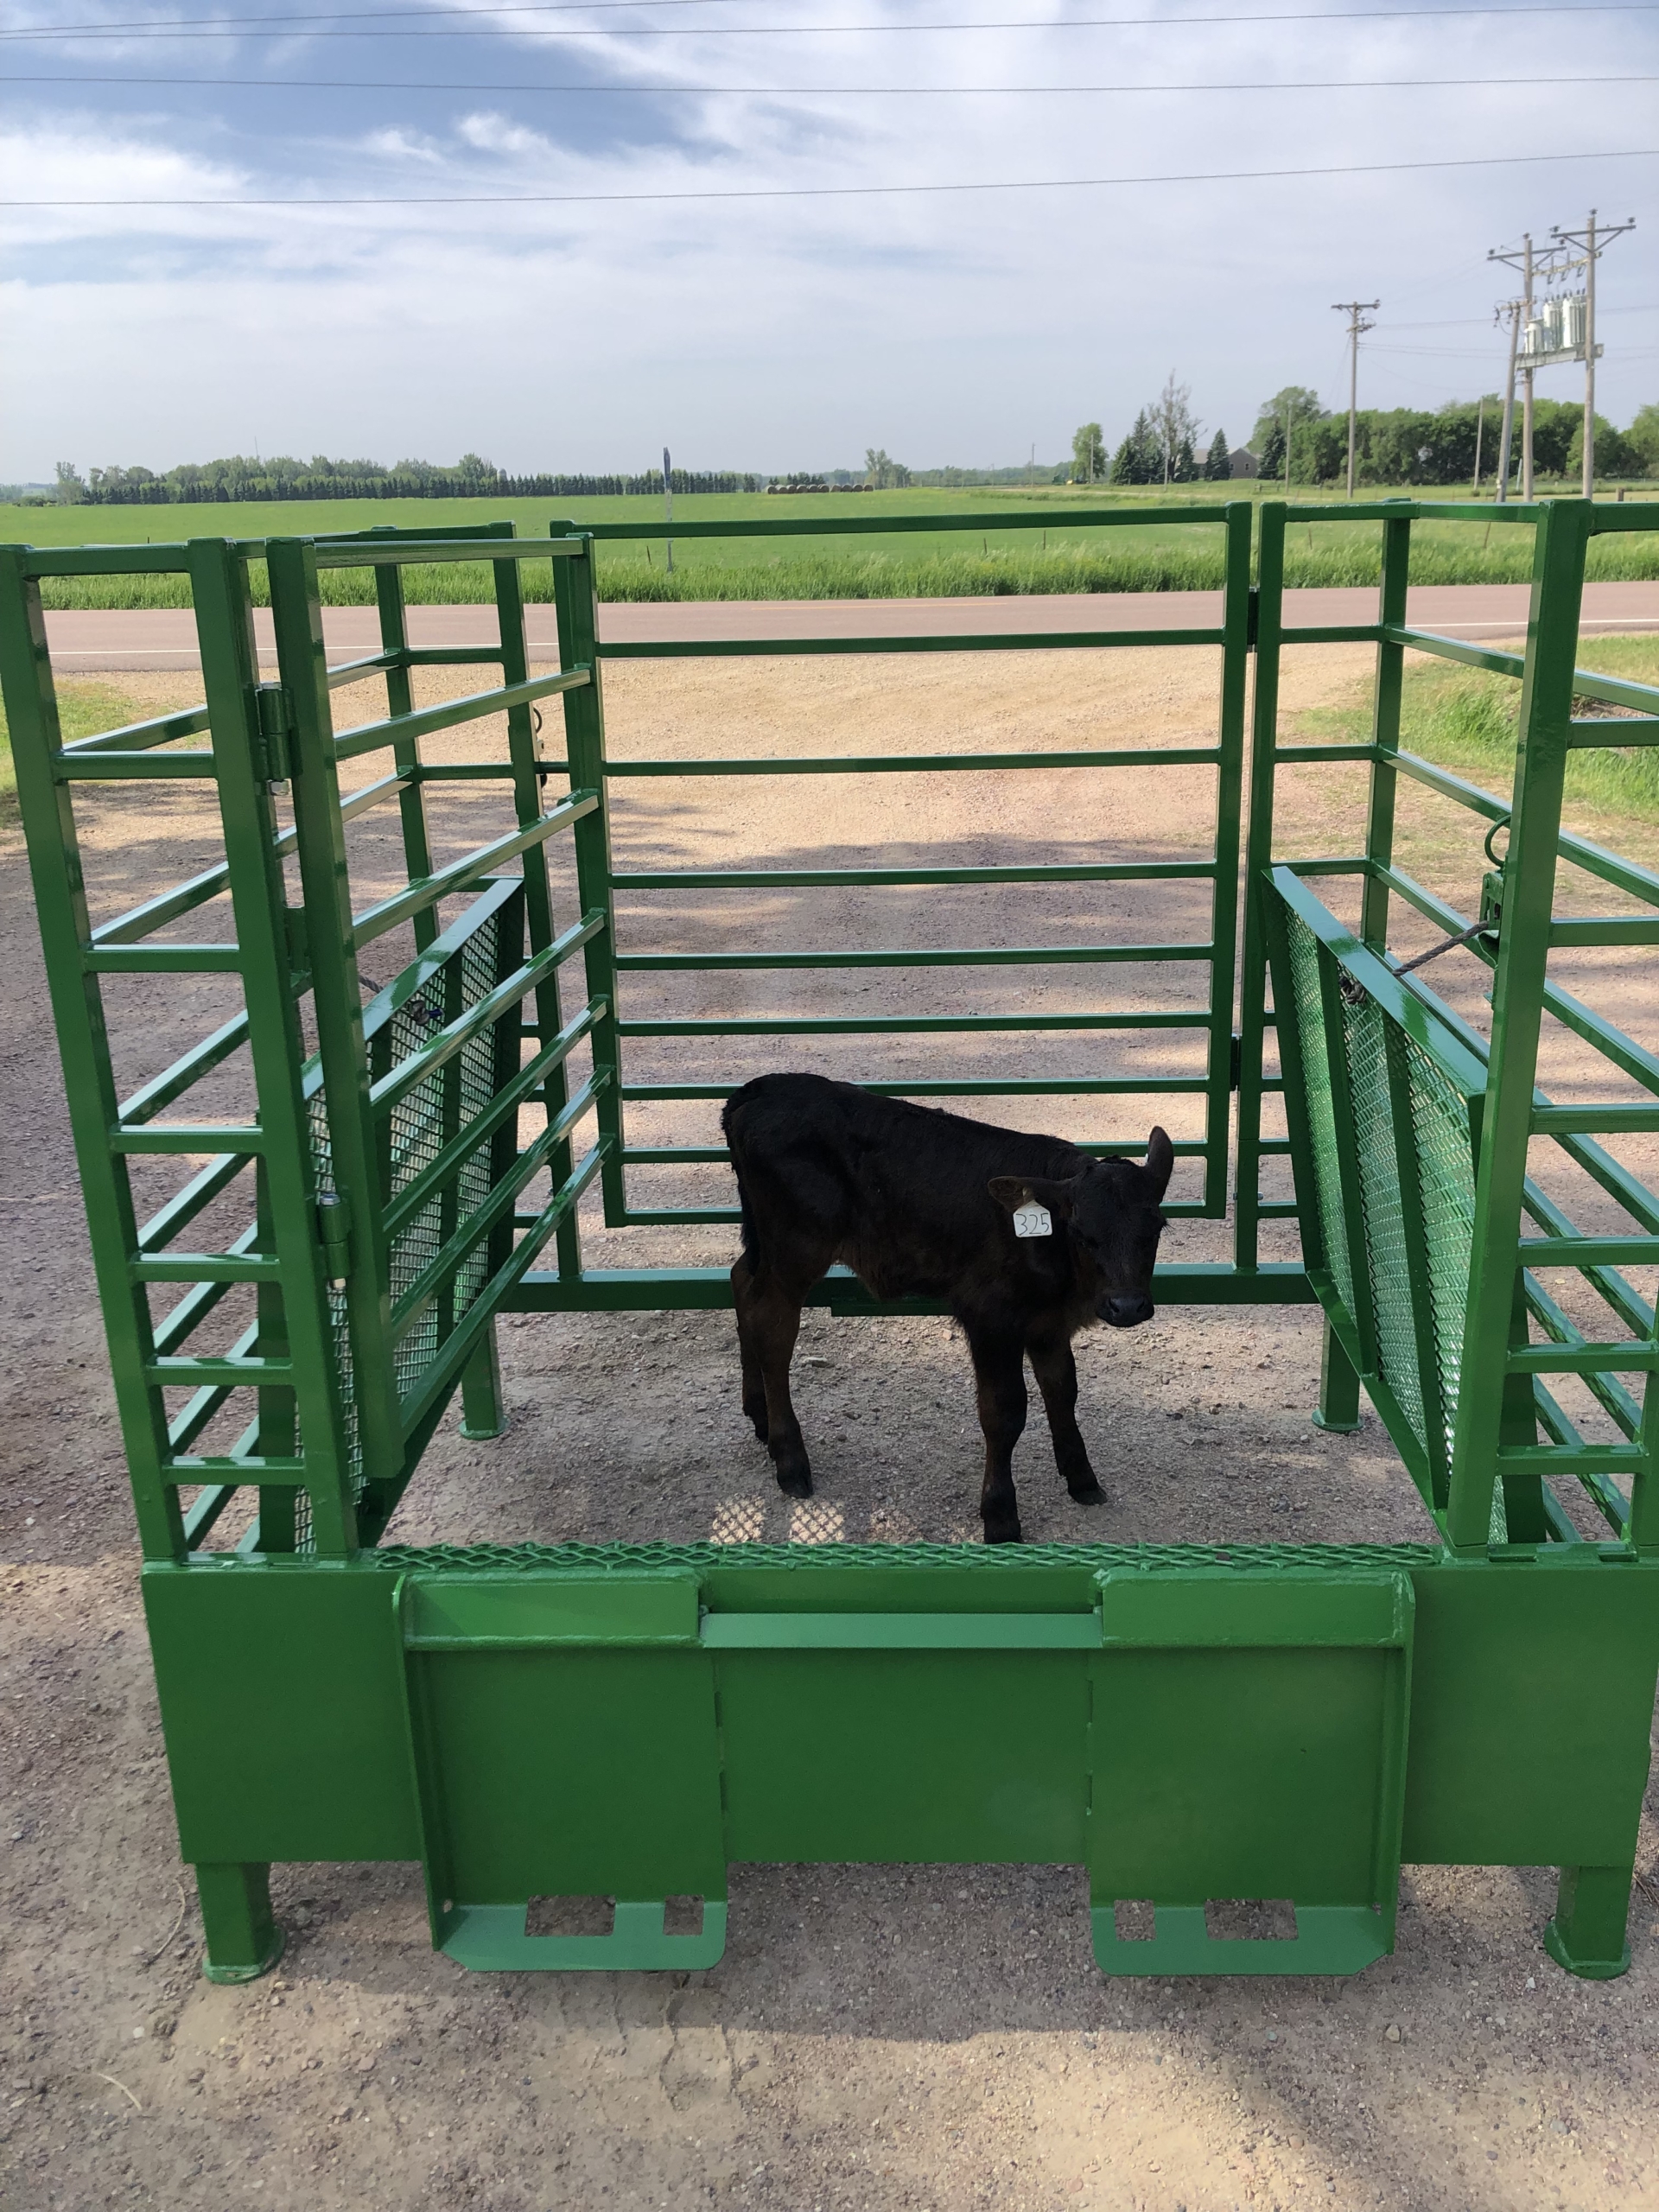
left=6, top=484, right=1656, bottom=608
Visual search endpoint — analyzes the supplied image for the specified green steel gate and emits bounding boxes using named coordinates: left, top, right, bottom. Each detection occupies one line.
left=3, top=498, right=1657, bottom=1986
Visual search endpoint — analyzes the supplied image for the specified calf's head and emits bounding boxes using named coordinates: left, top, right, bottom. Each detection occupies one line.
left=990, top=1126, right=1173, bottom=1327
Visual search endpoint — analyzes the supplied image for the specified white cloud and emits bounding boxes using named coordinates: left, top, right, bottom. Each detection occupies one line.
left=3, top=7, right=1657, bottom=474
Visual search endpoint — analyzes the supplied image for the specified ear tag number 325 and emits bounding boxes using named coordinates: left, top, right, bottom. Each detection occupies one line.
left=1013, top=1202, right=1053, bottom=1239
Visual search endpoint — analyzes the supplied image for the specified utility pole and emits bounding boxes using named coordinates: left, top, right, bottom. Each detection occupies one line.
left=1489, top=234, right=1542, bottom=497
left=1471, top=394, right=1485, bottom=495
left=1332, top=299, right=1379, bottom=498
left=1549, top=210, right=1636, bottom=495
left=663, top=444, right=673, bottom=575
left=1493, top=295, right=1522, bottom=503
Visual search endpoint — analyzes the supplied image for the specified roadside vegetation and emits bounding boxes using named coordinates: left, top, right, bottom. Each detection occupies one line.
left=1291, top=635, right=1659, bottom=828
left=0, top=678, right=137, bottom=819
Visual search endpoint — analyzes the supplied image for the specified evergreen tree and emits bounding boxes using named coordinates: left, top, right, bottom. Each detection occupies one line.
left=1109, top=410, right=1160, bottom=485
left=1204, top=428, right=1232, bottom=480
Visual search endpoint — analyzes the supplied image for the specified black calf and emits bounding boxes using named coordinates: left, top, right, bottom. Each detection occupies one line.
left=721, top=1072, right=1173, bottom=1543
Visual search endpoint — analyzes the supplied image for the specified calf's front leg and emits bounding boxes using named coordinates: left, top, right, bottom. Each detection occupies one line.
left=966, top=1325, right=1028, bottom=1544
left=1027, top=1332, right=1105, bottom=1505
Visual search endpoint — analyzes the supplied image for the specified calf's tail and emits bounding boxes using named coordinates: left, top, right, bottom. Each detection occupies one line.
left=721, top=1088, right=764, bottom=1269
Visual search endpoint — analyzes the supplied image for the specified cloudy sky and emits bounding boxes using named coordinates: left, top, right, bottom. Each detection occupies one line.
left=2, top=0, right=1656, bottom=479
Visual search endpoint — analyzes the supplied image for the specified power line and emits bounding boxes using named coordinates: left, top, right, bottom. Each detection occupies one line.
left=9, top=143, right=1656, bottom=204
left=10, top=2, right=1659, bottom=36
left=11, top=68, right=1651, bottom=88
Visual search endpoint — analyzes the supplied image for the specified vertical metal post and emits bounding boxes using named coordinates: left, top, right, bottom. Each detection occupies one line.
left=664, top=447, right=674, bottom=575
left=1234, top=501, right=1285, bottom=1274
left=555, top=534, right=626, bottom=1225
left=372, top=539, right=438, bottom=952
left=1444, top=500, right=1592, bottom=1552
left=0, top=551, right=183, bottom=1560
left=1358, top=507, right=1412, bottom=953
left=1205, top=501, right=1251, bottom=1219
left=1522, top=235, right=1536, bottom=503
left=1471, top=397, right=1485, bottom=496
left=188, top=537, right=360, bottom=1556
left=264, top=535, right=404, bottom=1522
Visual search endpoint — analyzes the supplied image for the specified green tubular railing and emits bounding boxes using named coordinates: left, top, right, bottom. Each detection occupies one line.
left=9, top=498, right=1659, bottom=1993
left=1251, top=494, right=1659, bottom=1559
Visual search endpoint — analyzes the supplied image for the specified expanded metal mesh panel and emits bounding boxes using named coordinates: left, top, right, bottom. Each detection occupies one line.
left=1403, top=1030, right=1478, bottom=1470
left=383, top=962, right=453, bottom=1404
left=1281, top=901, right=1479, bottom=1495
left=451, top=925, right=503, bottom=1319
left=1342, top=991, right=1427, bottom=1458
left=1285, top=912, right=1355, bottom=1315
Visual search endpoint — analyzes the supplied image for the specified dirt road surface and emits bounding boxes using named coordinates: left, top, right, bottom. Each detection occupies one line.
left=3, top=640, right=1656, bottom=2212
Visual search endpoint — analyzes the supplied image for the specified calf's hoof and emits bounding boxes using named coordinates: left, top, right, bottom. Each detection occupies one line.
left=771, top=1452, right=813, bottom=1499
left=982, top=1517, right=1024, bottom=1546
left=1068, top=1477, right=1108, bottom=1506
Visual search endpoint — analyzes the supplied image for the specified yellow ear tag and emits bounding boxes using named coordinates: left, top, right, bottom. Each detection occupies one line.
left=1012, top=1201, right=1053, bottom=1239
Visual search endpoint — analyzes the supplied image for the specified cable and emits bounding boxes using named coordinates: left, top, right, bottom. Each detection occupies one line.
left=10, top=143, right=1656, bottom=203
left=10, top=2, right=1659, bottom=36
left=11, top=68, right=1651, bottom=87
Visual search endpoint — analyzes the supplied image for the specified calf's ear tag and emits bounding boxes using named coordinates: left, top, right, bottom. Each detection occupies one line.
left=1012, top=1200, right=1053, bottom=1239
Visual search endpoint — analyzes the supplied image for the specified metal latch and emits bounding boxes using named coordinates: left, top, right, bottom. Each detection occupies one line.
left=255, top=685, right=293, bottom=795
left=316, top=1192, right=351, bottom=1289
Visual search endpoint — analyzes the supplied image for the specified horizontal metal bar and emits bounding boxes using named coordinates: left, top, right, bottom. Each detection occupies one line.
left=162, top=1454, right=307, bottom=1484
left=701, top=1612, right=1101, bottom=1651
left=1550, top=917, right=1659, bottom=946
left=25, top=543, right=196, bottom=577
left=167, top=1321, right=262, bottom=1451
left=606, top=747, right=1222, bottom=778
left=1275, top=625, right=1382, bottom=646
left=333, top=667, right=590, bottom=763
left=1519, top=1236, right=1659, bottom=1267
left=112, top=1123, right=264, bottom=1154
left=1507, top=1343, right=1659, bottom=1375
left=1273, top=744, right=1380, bottom=764
left=618, top=1135, right=1209, bottom=1166
left=403, top=645, right=509, bottom=665
left=1531, top=1104, right=1659, bottom=1134
left=1283, top=856, right=1371, bottom=877
left=1566, top=668, right=1659, bottom=716
left=508, top=1260, right=1315, bottom=1312
left=1589, top=502, right=1659, bottom=534
left=56, top=750, right=218, bottom=779
left=601, top=627, right=1226, bottom=662
left=1382, top=626, right=1526, bottom=681
left=146, top=1355, right=294, bottom=1384
left=1567, top=717, right=1659, bottom=747
left=622, top=1077, right=1210, bottom=1100
left=612, top=941, right=1210, bottom=972
left=137, top=1151, right=251, bottom=1254
left=1555, top=828, right=1659, bottom=912
left=1390, top=750, right=1509, bottom=826
left=581, top=505, right=1232, bottom=541
left=1496, top=1444, right=1646, bottom=1473
left=308, top=535, right=586, bottom=569
left=132, top=1251, right=280, bottom=1284
left=613, top=861, right=1216, bottom=891
left=616, top=1011, right=1207, bottom=1039
left=61, top=703, right=212, bottom=757
left=352, top=791, right=597, bottom=949
left=323, top=649, right=397, bottom=689
left=92, top=856, right=234, bottom=949
left=86, top=944, right=243, bottom=974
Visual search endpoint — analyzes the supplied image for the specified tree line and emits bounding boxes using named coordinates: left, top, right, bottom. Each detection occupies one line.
left=58, top=454, right=766, bottom=505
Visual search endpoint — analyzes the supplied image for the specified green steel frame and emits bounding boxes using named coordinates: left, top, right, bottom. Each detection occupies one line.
left=3, top=499, right=1657, bottom=1987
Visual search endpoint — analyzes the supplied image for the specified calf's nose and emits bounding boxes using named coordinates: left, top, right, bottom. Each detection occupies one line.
left=1103, top=1294, right=1154, bottom=1328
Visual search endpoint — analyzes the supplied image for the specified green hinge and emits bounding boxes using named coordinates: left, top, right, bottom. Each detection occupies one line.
left=255, top=683, right=292, bottom=794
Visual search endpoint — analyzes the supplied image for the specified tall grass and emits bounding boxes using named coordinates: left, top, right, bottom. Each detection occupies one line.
left=1294, top=636, right=1659, bottom=825
left=30, top=528, right=1659, bottom=612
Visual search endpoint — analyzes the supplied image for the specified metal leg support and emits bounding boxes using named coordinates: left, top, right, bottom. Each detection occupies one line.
left=1313, top=1320, right=1363, bottom=1433
left=459, top=1323, right=507, bottom=1441
left=1544, top=1863, right=1634, bottom=1980
left=196, top=1861, right=284, bottom=1984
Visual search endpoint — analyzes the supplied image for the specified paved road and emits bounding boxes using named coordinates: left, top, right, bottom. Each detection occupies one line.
left=41, top=581, right=1659, bottom=672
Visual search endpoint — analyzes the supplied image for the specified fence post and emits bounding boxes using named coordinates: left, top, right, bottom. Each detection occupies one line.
left=554, top=531, right=626, bottom=1226
left=1234, top=500, right=1283, bottom=1274
left=1205, top=500, right=1251, bottom=1219
left=1444, top=499, right=1592, bottom=1551
left=1357, top=504, right=1413, bottom=951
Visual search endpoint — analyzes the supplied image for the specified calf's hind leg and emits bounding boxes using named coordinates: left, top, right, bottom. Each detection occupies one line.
left=1027, top=1332, right=1105, bottom=1505
left=732, top=1258, right=813, bottom=1497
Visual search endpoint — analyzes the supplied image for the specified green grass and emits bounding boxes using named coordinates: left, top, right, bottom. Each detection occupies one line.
left=9, top=486, right=1657, bottom=609
left=0, top=678, right=141, bottom=820
left=1292, top=635, right=1659, bottom=826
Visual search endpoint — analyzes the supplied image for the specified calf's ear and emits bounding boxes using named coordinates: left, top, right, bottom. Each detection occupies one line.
left=988, top=1174, right=1081, bottom=1221
left=1143, top=1126, right=1174, bottom=1199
